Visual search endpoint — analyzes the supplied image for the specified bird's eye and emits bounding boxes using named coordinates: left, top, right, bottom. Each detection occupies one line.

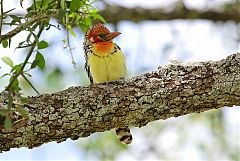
left=98, top=34, right=106, bottom=39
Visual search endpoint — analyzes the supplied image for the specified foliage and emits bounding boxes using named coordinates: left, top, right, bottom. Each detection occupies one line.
left=0, top=95, right=28, bottom=130
left=79, top=131, right=129, bottom=161
left=0, top=0, right=105, bottom=129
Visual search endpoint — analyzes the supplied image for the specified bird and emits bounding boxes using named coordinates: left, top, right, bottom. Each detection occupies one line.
left=83, top=23, right=133, bottom=144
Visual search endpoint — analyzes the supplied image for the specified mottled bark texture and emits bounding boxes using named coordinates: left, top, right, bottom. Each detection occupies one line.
left=0, top=53, right=240, bottom=152
left=99, top=3, right=240, bottom=24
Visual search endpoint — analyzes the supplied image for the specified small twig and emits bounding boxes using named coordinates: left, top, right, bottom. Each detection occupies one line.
left=46, top=23, right=61, bottom=30
left=0, top=0, right=4, bottom=35
left=16, top=44, right=34, bottom=49
left=3, top=8, right=15, bottom=14
left=40, top=0, right=44, bottom=8
left=0, top=12, right=56, bottom=43
left=21, top=74, right=40, bottom=95
left=2, top=23, right=18, bottom=26
left=74, top=11, right=91, bottom=15
left=64, top=4, right=77, bottom=68
left=33, top=0, right=36, bottom=11
left=66, top=27, right=77, bottom=68
left=5, top=23, right=45, bottom=91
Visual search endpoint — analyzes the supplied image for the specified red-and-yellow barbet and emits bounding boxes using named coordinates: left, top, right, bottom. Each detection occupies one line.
left=83, top=23, right=133, bottom=144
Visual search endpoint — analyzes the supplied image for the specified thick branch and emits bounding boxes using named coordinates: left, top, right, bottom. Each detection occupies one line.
left=99, top=4, right=240, bottom=24
left=0, top=53, right=240, bottom=152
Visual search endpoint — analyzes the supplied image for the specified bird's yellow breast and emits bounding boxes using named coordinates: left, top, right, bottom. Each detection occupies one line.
left=87, top=50, right=126, bottom=83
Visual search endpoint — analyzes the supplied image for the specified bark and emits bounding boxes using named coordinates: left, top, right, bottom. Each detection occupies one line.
left=99, top=3, right=240, bottom=24
left=0, top=53, right=240, bottom=152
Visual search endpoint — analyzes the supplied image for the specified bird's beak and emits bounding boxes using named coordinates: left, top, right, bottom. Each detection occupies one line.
left=105, top=32, right=121, bottom=41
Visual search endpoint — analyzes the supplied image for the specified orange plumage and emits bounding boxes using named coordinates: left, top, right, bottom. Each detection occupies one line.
left=92, top=42, right=114, bottom=56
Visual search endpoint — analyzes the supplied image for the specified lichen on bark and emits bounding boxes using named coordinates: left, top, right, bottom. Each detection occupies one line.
left=0, top=53, right=240, bottom=152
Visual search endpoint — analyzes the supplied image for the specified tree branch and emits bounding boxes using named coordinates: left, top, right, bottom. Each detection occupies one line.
left=0, top=53, right=240, bottom=152
left=0, top=0, right=4, bottom=34
left=0, top=13, right=55, bottom=44
left=5, top=23, right=45, bottom=92
left=99, top=3, right=240, bottom=24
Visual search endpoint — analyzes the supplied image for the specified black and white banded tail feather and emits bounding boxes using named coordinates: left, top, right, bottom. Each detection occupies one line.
left=115, top=127, right=133, bottom=144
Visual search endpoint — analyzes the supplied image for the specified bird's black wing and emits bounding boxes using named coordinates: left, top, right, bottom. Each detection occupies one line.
left=83, top=39, right=94, bottom=84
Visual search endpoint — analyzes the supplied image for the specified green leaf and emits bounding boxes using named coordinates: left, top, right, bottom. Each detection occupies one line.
left=68, top=25, right=76, bottom=37
left=70, top=28, right=76, bottom=37
left=60, top=0, right=65, bottom=9
left=9, top=76, right=20, bottom=92
left=38, top=40, right=49, bottom=49
left=16, top=105, right=28, bottom=118
left=70, top=0, right=83, bottom=12
left=31, top=52, right=45, bottom=70
left=85, top=16, right=92, bottom=26
left=11, top=64, right=22, bottom=74
left=36, top=0, right=49, bottom=10
left=79, top=23, right=89, bottom=33
left=90, top=13, right=106, bottom=23
left=56, top=9, right=67, bottom=20
left=7, top=96, right=13, bottom=109
left=20, top=97, right=28, bottom=104
left=47, top=68, right=63, bottom=83
left=35, top=52, right=45, bottom=70
left=1, top=56, right=13, bottom=67
left=10, top=15, right=22, bottom=26
left=65, top=0, right=71, bottom=8
left=30, top=59, right=38, bottom=69
left=4, top=117, right=13, bottom=129
left=10, top=20, right=16, bottom=26
left=9, top=15, right=21, bottom=23
left=2, top=40, right=8, bottom=48
left=20, top=0, right=24, bottom=8
left=25, top=11, right=33, bottom=18
left=0, top=109, right=9, bottom=116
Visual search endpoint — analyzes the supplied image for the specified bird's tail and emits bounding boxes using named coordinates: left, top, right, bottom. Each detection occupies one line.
left=115, top=127, right=133, bottom=144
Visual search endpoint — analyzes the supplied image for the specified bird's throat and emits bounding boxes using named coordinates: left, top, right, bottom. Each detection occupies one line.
left=93, top=42, right=114, bottom=57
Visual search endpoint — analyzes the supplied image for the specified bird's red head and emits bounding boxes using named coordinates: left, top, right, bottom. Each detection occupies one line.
left=87, top=23, right=121, bottom=43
